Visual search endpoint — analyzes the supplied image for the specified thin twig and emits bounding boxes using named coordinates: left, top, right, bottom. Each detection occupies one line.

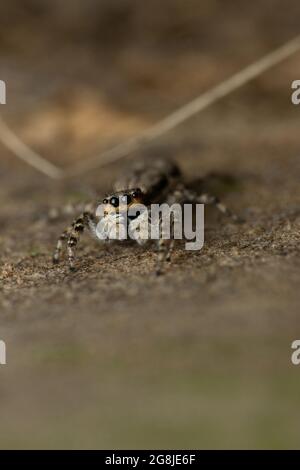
left=67, top=34, right=300, bottom=177
left=0, top=116, right=63, bottom=179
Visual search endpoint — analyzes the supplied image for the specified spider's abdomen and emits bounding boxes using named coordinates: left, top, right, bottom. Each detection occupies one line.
left=113, top=157, right=181, bottom=202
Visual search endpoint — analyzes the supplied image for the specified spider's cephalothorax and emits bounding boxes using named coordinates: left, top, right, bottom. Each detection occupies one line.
left=101, top=187, right=145, bottom=216
left=53, top=158, right=241, bottom=274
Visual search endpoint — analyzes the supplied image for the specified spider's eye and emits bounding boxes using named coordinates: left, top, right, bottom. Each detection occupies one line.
left=132, top=188, right=141, bottom=198
left=110, top=197, right=119, bottom=207
left=103, top=198, right=108, bottom=204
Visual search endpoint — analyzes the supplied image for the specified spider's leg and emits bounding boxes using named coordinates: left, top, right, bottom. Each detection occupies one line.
left=67, top=211, right=97, bottom=271
left=197, top=193, right=240, bottom=222
left=53, top=229, right=70, bottom=264
left=184, top=189, right=242, bottom=222
left=156, top=238, right=171, bottom=276
left=155, top=180, right=242, bottom=274
left=53, top=211, right=96, bottom=270
left=49, top=202, right=94, bottom=221
left=156, top=190, right=181, bottom=275
left=165, top=239, right=175, bottom=262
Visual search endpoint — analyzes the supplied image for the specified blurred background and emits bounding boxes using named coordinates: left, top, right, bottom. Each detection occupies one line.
left=0, top=0, right=300, bottom=449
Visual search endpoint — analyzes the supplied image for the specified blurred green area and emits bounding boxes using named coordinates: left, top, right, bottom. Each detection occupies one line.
left=1, top=330, right=299, bottom=449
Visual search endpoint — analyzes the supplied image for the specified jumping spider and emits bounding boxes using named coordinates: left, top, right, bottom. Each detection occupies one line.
left=53, top=158, right=241, bottom=274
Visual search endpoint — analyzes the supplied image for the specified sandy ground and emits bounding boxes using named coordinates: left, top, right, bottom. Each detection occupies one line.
left=0, top=1, right=300, bottom=449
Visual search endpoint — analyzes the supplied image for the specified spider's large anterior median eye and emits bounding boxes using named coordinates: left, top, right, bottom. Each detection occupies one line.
left=110, top=197, right=119, bottom=207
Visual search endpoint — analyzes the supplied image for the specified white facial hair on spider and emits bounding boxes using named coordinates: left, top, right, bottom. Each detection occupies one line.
left=96, top=208, right=128, bottom=241
left=95, top=198, right=150, bottom=242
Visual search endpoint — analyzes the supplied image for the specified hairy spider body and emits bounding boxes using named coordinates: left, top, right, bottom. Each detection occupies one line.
left=53, top=158, right=240, bottom=273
